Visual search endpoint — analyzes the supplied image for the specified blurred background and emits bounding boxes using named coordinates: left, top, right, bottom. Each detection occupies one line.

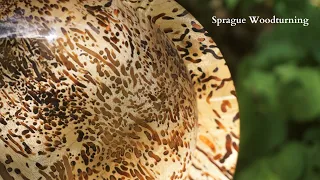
left=176, top=0, right=320, bottom=179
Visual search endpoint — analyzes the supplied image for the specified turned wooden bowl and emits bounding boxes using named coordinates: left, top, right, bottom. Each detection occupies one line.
left=0, top=0, right=239, bottom=179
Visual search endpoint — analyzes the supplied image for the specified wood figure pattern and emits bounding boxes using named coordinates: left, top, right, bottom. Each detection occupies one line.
left=0, top=0, right=239, bottom=180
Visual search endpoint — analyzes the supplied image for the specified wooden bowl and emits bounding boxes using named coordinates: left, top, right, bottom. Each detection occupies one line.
left=0, top=0, right=239, bottom=179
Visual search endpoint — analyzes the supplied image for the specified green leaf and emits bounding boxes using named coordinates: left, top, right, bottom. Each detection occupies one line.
left=242, top=70, right=286, bottom=119
left=304, top=143, right=320, bottom=180
left=252, top=42, right=304, bottom=70
left=269, top=142, right=307, bottom=180
left=304, top=126, right=320, bottom=144
left=277, top=67, right=320, bottom=121
left=236, top=157, right=281, bottom=180
left=313, top=49, right=320, bottom=63
left=274, top=64, right=299, bottom=83
left=242, top=70, right=278, bottom=105
left=237, top=142, right=306, bottom=180
left=274, top=0, right=310, bottom=16
left=237, top=70, right=287, bottom=166
left=258, top=7, right=320, bottom=60
left=225, top=0, right=239, bottom=10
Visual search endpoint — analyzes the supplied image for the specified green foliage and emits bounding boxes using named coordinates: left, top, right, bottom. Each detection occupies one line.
left=276, top=66, right=320, bottom=121
left=234, top=0, right=320, bottom=179
left=304, top=143, right=320, bottom=180
left=270, top=142, right=307, bottom=179
left=238, top=142, right=307, bottom=180
left=258, top=6, right=320, bottom=62
left=237, top=158, right=282, bottom=180
left=303, top=125, right=320, bottom=180
left=237, top=68, right=288, bottom=164
left=274, top=0, right=310, bottom=16
left=304, top=126, right=320, bottom=143
left=225, top=0, right=239, bottom=10
left=251, top=42, right=305, bottom=69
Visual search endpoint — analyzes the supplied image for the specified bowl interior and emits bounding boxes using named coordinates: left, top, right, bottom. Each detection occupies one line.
left=0, top=0, right=239, bottom=179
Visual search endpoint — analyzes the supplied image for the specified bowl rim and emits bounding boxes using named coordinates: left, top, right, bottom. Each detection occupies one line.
left=142, top=0, right=240, bottom=179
